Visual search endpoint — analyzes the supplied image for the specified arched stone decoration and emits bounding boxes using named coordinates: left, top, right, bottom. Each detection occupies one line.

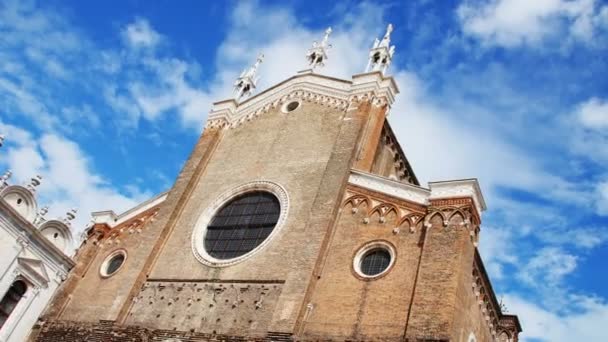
left=39, top=220, right=73, bottom=254
left=1, top=185, right=38, bottom=223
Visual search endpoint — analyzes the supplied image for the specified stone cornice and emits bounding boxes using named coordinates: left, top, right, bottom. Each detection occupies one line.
left=206, top=71, right=399, bottom=130
left=429, top=179, right=486, bottom=214
left=349, top=170, right=430, bottom=207
left=348, top=171, right=487, bottom=218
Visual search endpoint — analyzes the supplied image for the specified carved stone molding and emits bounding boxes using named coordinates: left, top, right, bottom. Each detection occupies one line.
left=205, top=71, right=398, bottom=131
left=209, top=88, right=350, bottom=130
left=472, top=260, right=501, bottom=338
left=342, top=188, right=425, bottom=232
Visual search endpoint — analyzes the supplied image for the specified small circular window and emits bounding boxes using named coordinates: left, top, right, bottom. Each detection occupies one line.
left=353, top=241, right=395, bottom=279
left=100, top=250, right=127, bottom=278
left=281, top=100, right=301, bottom=113
left=360, top=249, right=391, bottom=276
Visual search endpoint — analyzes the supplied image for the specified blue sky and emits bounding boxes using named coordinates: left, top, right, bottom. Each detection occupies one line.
left=1, top=0, right=607, bottom=340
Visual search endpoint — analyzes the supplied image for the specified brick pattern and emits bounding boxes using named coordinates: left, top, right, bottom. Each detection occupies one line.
left=36, top=321, right=295, bottom=342
left=32, top=90, right=521, bottom=342
left=126, top=280, right=284, bottom=335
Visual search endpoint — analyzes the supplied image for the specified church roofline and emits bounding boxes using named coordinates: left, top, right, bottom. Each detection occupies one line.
left=91, top=191, right=168, bottom=228
left=473, top=248, right=522, bottom=334
left=206, top=70, right=399, bottom=130
left=383, top=120, right=419, bottom=185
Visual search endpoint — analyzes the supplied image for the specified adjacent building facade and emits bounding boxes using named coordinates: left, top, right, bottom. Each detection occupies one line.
left=0, top=170, right=76, bottom=342
left=31, top=25, right=521, bottom=341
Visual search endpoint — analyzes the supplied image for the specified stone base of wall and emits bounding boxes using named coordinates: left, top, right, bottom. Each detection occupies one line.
left=33, top=320, right=294, bottom=342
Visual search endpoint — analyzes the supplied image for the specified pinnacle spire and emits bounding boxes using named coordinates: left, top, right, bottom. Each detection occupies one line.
left=365, top=24, right=396, bottom=74
left=306, top=27, right=333, bottom=70
left=233, top=53, right=264, bottom=100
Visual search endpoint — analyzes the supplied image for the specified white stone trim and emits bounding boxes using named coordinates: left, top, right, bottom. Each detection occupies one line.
left=99, top=249, right=127, bottom=278
left=0, top=185, right=38, bottom=223
left=38, top=219, right=73, bottom=255
left=191, top=181, right=289, bottom=267
left=91, top=191, right=167, bottom=228
left=429, top=179, right=486, bottom=213
left=206, top=71, right=398, bottom=130
left=352, top=240, right=396, bottom=279
left=349, top=170, right=430, bottom=206
left=348, top=170, right=487, bottom=214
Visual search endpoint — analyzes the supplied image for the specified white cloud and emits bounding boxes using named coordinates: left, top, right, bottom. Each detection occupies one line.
left=577, top=97, right=608, bottom=129
left=121, top=1, right=389, bottom=129
left=0, top=121, right=151, bottom=245
left=122, top=18, right=162, bottom=48
left=596, top=181, right=608, bottom=215
left=479, top=225, right=519, bottom=279
left=457, top=0, right=608, bottom=47
left=567, top=97, right=608, bottom=168
left=505, top=294, right=608, bottom=342
left=519, top=247, right=578, bottom=286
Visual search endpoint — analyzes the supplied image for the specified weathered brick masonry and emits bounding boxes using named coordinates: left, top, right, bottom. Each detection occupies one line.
left=30, top=69, right=521, bottom=342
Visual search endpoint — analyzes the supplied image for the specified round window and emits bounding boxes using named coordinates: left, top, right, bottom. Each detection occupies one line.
left=100, top=250, right=127, bottom=278
left=191, top=181, right=289, bottom=267
left=281, top=100, right=301, bottom=113
left=360, top=249, right=391, bottom=276
left=353, top=241, right=395, bottom=279
left=204, top=191, right=280, bottom=260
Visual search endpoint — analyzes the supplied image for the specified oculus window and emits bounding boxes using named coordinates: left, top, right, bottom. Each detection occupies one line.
left=353, top=241, right=395, bottom=279
left=100, top=250, right=127, bottom=278
left=360, top=249, right=391, bottom=276
left=204, top=191, right=280, bottom=260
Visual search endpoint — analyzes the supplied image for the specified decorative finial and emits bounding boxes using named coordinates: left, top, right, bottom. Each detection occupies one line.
left=306, top=27, right=333, bottom=70
left=1, top=169, right=11, bottom=183
left=34, top=206, right=49, bottom=226
left=365, top=24, right=395, bottom=74
left=26, top=175, right=42, bottom=193
left=64, top=208, right=77, bottom=225
left=233, top=53, right=264, bottom=101
left=0, top=169, right=10, bottom=191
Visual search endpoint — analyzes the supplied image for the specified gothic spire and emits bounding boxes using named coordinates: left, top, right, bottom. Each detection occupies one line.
left=306, top=27, right=333, bottom=70
left=233, top=53, right=264, bottom=100
left=365, top=24, right=395, bottom=74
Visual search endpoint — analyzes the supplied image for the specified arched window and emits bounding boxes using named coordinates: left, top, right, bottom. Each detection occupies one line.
left=468, top=332, right=477, bottom=342
left=0, top=280, right=27, bottom=329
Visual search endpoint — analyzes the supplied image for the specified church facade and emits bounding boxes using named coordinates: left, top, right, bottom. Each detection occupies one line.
left=31, top=25, right=521, bottom=342
left=0, top=164, right=76, bottom=341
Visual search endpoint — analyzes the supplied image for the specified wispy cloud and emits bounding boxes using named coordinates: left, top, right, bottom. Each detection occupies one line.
left=457, top=0, right=608, bottom=48
left=122, top=18, right=162, bottom=49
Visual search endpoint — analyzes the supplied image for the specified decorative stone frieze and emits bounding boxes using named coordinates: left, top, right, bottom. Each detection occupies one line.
left=343, top=187, right=426, bottom=231
left=205, top=71, right=398, bottom=130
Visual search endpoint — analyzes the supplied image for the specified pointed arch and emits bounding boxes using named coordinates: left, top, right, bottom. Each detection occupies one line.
left=398, top=212, right=423, bottom=227
left=425, top=211, right=447, bottom=226
left=343, top=194, right=371, bottom=215
left=369, top=203, right=399, bottom=223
